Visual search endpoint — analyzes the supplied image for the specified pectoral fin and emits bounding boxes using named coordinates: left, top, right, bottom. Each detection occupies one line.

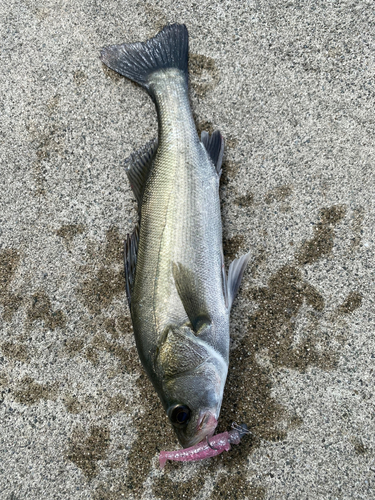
left=227, top=252, right=251, bottom=310
left=172, top=262, right=211, bottom=333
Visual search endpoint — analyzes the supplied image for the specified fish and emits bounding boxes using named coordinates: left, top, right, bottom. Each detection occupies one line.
left=100, top=24, right=250, bottom=449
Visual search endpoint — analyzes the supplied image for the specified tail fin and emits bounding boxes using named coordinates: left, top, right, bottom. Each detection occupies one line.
left=100, top=24, right=189, bottom=91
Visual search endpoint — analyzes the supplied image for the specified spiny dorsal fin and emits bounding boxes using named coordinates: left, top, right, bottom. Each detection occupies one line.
left=125, top=138, right=158, bottom=212
left=201, top=130, right=224, bottom=176
left=227, top=252, right=251, bottom=310
left=124, top=224, right=139, bottom=308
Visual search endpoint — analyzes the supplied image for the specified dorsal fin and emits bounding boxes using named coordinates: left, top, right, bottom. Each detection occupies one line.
left=201, top=130, right=224, bottom=176
left=125, top=138, right=158, bottom=212
left=124, top=224, right=139, bottom=308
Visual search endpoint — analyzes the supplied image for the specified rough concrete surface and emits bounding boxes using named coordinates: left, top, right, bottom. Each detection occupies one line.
left=0, top=1, right=374, bottom=499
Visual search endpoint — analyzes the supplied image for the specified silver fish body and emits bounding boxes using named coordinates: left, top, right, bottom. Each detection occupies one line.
left=100, top=24, right=250, bottom=448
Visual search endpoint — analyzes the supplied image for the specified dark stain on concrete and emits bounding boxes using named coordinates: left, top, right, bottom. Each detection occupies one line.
left=220, top=160, right=240, bottom=186
left=0, top=249, right=22, bottom=321
left=265, top=185, right=293, bottom=204
left=351, top=436, right=367, bottom=455
left=211, top=474, right=265, bottom=500
left=189, top=53, right=220, bottom=97
left=56, top=224, right=85, bottom=246
left=223, top=235, right=246, bottom=262
left=64, top=338, right=85, bottom=357
left=0, top=342, right=29, bottom=363
left=104, top=227, right=124, bottom=264
left=102, top=315, right=131, bottom=340
left=85, top=333, right=136, bottom=374
left=337, top=292, right=363, bottom=315
left=79, top=268, right=124, bottom=314
left=296, top=205, right=346, bottom=265
left=106, top=394, right=128, bottom=415
left=244, top=265, right=329, bottom=372
left=235, top=192, right=254, bottom=207
left=67, top=425, right=110, bottom=479
left=27, top=291, right=66, bottom=330
left=63, top=394, right=84, bottom=414
left=73, top=70, right=87, bottom=86
left=249, top=247, right=267, bottom=279
left=350, top=206, right=364, bottom=249
left=78, top=227, right=125, bottom=314
left=47, top=94, right=60, bottom=112
left=27, top=122, right=64, bottom=196
left=13, top=376, right=58, bottom=405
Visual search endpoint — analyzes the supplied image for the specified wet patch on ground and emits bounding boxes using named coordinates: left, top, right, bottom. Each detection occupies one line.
left=77, top=227, right=125, bottom=314
left=0, top=342, right=29, bottom=363
left=220, top=160, right=240, bottom=187
left=189, top=54, right=220, bottom=97
left=296, top=205, right=346, bottom=265
left=13, top=376, right=58, bottom=405
left=350, top=436, right=368, bottom=455
left=265, top=185, right=293, bottom=204
left=26, top=122, right=65, bottom=196
left=27, top=291, right=66, bottom=330
left=337, top=292, right=363, bottom=316
left=350, top=206, right=364, bottom=250
left=244, top=265, right=330, bottom=371
left=56, top=224, right=85, bottom=247
left=73, top=70, right=87, bottom=86
left=223, top=235, right=246, bottom=262
left=235, top=192, right=254, bottom=208
left=67, top=425, right=111, bottom=479
left=0, top=249, right=22, bottom=321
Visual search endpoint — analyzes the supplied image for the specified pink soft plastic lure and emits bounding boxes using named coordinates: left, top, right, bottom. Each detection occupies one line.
left=159, top=423, right=249, bottom=468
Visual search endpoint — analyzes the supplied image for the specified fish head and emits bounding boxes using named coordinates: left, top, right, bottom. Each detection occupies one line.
left=155, top=324, right=228, bottom=448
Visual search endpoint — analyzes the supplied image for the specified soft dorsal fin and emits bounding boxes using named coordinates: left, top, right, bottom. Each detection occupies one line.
left=201, top=130, right=224, bottom=176
left=227, top=252, right=251, bottom=310
left=125, top=138, right=158, bottom=212
left=124, top=224, right=139, bottom=308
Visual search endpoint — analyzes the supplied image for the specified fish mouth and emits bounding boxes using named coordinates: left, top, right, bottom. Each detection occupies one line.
left=184, top=411, right=218, bottom=448
left=197, top=411, right=217, bottom=433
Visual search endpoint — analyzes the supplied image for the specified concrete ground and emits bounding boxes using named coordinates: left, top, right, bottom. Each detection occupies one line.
left=0, top=1, right=374, bottom=499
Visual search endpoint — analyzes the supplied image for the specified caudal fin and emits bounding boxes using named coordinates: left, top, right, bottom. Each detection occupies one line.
left=100, top=24, right=189, bottom=91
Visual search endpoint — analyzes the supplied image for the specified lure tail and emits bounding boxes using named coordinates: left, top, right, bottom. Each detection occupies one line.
left=100, top=24, right=189, bottom=94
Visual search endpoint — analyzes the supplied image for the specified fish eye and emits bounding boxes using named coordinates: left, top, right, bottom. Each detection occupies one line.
left=169, top=405, right=191, bottom=426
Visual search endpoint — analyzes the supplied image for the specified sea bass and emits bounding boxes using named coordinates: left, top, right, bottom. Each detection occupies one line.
left=100, top=24, right=250, bottom=448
